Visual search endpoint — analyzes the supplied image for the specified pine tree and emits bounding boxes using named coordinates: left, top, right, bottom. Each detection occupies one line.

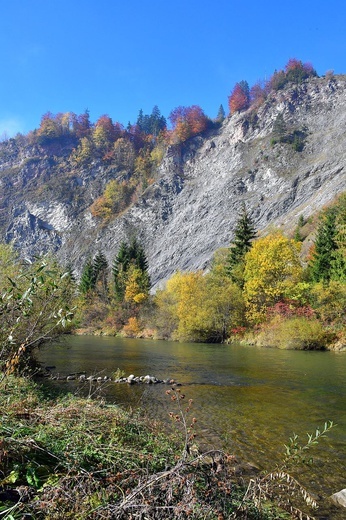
left=79, top=259, right=96, bottom=295
left=227, top=206, right=256, bottom=286
left=216, top=104, right=225, bottom=122
left=309, top=208, right=338, bottom=282
left=92, top=251, right=108, bottom=298
left=112, top=241, right=130, bottom=301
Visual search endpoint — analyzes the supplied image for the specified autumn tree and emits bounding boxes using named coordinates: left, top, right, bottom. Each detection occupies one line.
left=169, top=105, right=209, bottom=144
left=243, top=233, right=303, bottom=323
left=72, top=110, right=92, bottom=139
left=249, top=81, right=267, bottom=108
left=228, top=81, right=250, bottom=114
left=90, top=179, right=133, bottom=220
left=154, top=269, right=244, bottom=342
left=267, top=59, right=317, bottom=92
left=112, top=238, right=150, bottom=303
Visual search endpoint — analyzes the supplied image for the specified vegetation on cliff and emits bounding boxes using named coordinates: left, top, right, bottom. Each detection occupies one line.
left=72, top=193, right=345, bottom=350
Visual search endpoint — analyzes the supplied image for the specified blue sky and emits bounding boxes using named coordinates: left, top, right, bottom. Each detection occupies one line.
left=0, top=0, right=345, bottom=137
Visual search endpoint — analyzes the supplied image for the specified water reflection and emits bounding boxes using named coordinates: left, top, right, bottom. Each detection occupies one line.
left=39, top=335, right=346, bottom=517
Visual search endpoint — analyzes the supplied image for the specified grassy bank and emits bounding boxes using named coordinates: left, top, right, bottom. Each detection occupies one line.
left=0, top=375, right=328, bottom=519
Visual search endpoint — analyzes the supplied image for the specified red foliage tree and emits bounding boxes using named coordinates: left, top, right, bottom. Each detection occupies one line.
left=95, top=115, right=117, bottom=142
left=249, top=81, right=267, bottom=108
left=72, top=110, right=92, bottom=139
left=228, top=82, right=250, bottom=114
left=169, top=105, right=208, bottom=143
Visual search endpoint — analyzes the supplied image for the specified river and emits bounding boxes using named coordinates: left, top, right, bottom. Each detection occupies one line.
left=38, top=335, right=346, bottom=518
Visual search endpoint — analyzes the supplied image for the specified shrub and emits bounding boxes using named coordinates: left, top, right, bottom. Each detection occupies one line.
left=256, top=316, right=331, bottom=350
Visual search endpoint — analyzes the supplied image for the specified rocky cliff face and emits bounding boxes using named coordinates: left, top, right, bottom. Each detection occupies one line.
left=1, top=75, right=346, bottom=288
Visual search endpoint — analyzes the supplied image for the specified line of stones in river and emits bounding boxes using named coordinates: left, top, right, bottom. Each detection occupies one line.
left=48, top=372, right=180, bottom=385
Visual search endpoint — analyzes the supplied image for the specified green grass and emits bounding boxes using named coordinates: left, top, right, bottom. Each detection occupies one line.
left=0, top=375, right=311, bottom=519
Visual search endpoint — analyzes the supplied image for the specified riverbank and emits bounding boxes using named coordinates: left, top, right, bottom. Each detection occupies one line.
left=0, top=374, right=328, bottom=519
left=73, top=325, right=346, bottom=352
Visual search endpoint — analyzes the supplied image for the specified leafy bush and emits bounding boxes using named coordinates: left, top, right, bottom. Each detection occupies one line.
left=256, top=315, right=332, bottom=350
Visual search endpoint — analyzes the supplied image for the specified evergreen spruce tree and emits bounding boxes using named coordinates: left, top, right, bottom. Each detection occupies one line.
left=309, top=208, right=338, bottom=282
left=227, top=205, right=256, bottom=286
left=92, top=251, right=109, bottom=297
left=112, top=241, right=130, bottom=301
left=79, top=259, right=96, bottom=295
left=216, top=104, right=226, bottom=122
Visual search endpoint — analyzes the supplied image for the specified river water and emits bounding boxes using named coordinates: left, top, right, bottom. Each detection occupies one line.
left=39, top=335, right=346, bottom=518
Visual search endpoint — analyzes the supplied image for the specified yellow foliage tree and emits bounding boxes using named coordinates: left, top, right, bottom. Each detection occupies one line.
left=90, top=180, right=132, bottom=220
left=243, top=233, right=303, bottom=323
left=154, top=270, right=244, bottom=342
left=124, top=265, right=149, bottom=305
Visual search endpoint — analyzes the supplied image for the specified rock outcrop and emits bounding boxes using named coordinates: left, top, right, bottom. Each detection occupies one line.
left=1, top=76, right=346, bottom=288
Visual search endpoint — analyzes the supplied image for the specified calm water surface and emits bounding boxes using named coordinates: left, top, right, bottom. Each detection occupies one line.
left=39, top=336, right=346, bottom=518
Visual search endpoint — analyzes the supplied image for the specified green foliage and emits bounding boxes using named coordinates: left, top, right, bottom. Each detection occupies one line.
left=245, top=422, right=335, bottom=520
left=271, top=114, right=307, bottom=151
left=0, top=258, right=75, bottom=374
left=79, top=258, right=96, bottom=295
left=216, top=104, right=226, bottom=122
left=227, top=205, right=256, bottom=286
left=282, top=421, right=335, bottom=469
left=137, top=105, right=167, bottom=136
left=309, top=207, right=338, bottom=282
left=255, top=315, right=331, bottom=350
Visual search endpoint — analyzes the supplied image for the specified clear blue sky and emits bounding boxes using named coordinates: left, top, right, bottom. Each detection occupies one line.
left=0, top=0, right=345, bottom=137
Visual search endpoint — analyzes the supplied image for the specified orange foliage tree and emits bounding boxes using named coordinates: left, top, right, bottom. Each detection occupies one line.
left=168, top=105, right=209, bottom=144
left=228, top=81, right=250, bottom=114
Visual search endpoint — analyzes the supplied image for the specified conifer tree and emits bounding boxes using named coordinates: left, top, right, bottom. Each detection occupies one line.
left=79, top=259, right=96, bottom=295
left=92, top=251, right=108, bottom=297
left=227, top=206, right=256, bottom=286
left=309, top=208, right=338, bottom=282
left=216, top=104, right=225, bottom=122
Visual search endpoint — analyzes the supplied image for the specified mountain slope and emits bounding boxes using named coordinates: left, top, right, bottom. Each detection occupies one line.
left=1, top=75, right=346, bottom=288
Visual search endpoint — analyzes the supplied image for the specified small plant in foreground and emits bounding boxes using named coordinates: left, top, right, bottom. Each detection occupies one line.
left=240, top=421, right=336, bottom=520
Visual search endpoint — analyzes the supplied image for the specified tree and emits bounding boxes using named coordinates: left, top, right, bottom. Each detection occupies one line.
left=72, top=110, right=91, bottom=139
left=272, top=113, right=288, bottom=143
left=228, top=81, right=250, bottom=114
left=154, top=269, right=244, bottom=342
left=0, top=259, right=74, bottom=374
left=79, top=259, right=96, bottom=295
left=243, top=233, right=303, bottom=323
left=216, top=104, right=225, bottom=122
left=169, top=105, right=209, bottom=144
left=309, top=208, right=338, bottom=282
left=92, top=251, right=109, bottom=299
left=249, top=81, right=267, bottom=108
left=112, top=238, right=150, bottom=303
left=227, top=205, right=256, bottom=286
